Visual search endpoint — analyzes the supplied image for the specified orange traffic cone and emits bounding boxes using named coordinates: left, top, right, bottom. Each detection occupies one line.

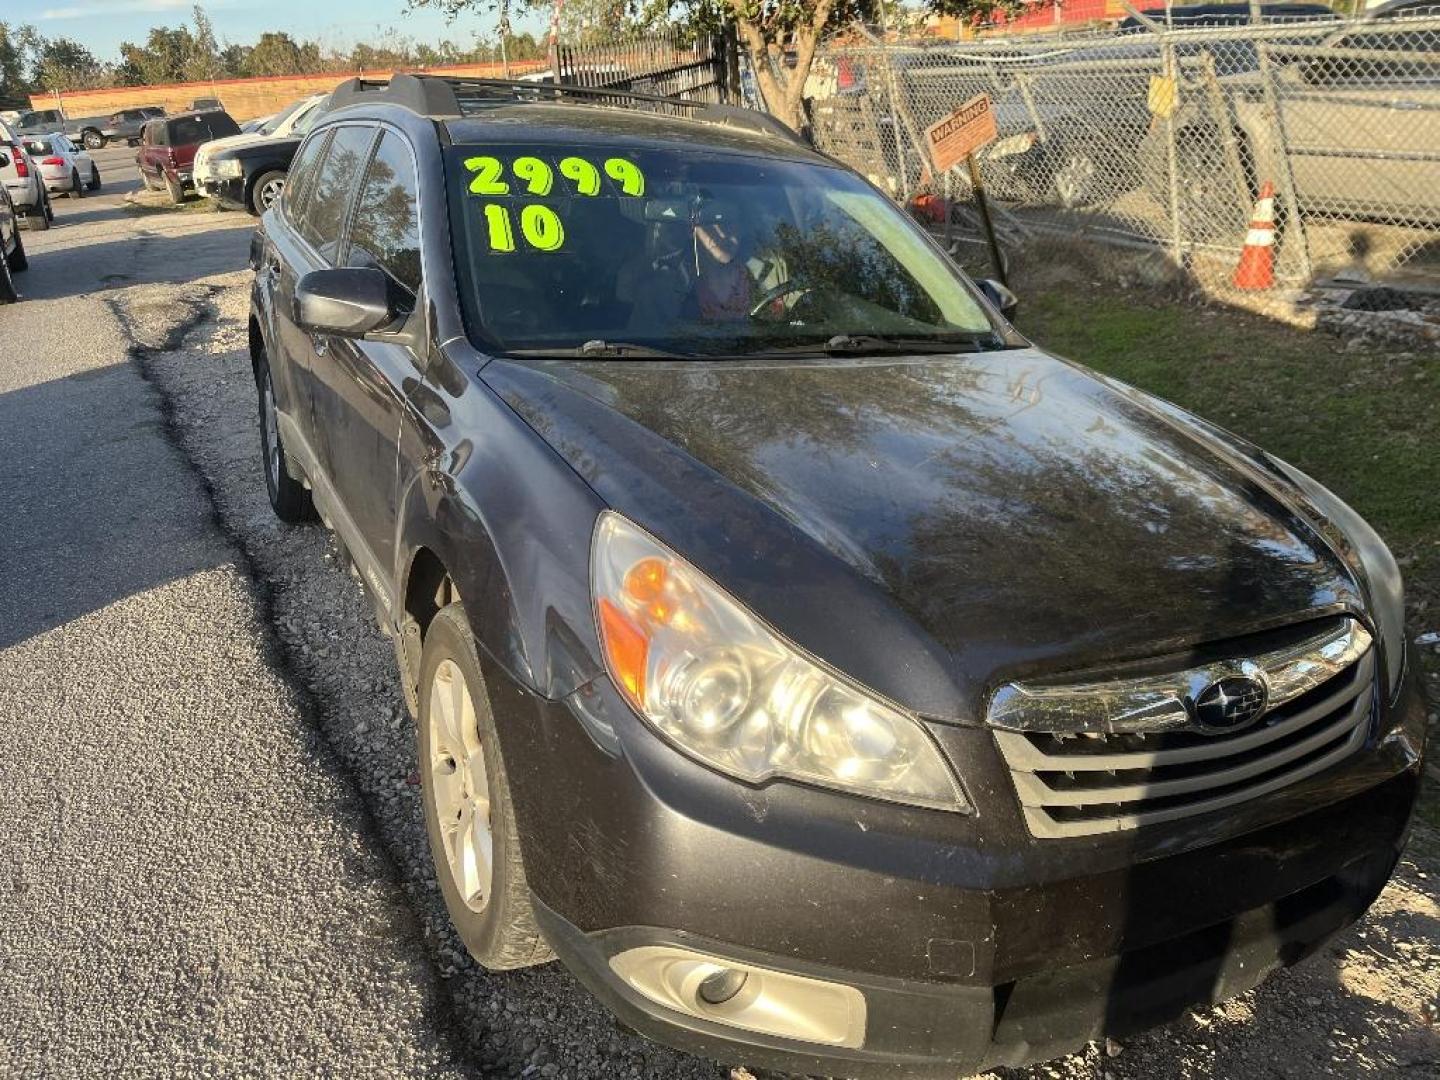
left=1232, top=181, right=1276, bottom=290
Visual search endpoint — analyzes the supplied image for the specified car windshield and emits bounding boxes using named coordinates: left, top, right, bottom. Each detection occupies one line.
left=446, top=143, right=998, bottom=357
left=258, top=101, right=303, bottom=136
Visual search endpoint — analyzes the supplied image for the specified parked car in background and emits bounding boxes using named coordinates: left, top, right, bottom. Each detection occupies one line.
left=196, top=93, right=330, bottom=215
left=240, top=114, right=274, bottom=134
left=0, top=118, right=53, bottom=231
left=1138, top=0, right=1440, bottom=226
left=109, top=106, right=167, bottom=146
left=189, top=97, right=225, bottom=112
left=1118, top=2, right=1336, bottom=31
left=15, top=105, right=117, bottom=150
left=0, top=158, right=29, bottom=303
left=22, top=133, right=100, bottom=199
left=135, top=110, right=242, bottom=203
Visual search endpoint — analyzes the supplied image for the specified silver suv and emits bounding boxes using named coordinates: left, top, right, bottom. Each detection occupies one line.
left=0, top=119, right=53, bottom=231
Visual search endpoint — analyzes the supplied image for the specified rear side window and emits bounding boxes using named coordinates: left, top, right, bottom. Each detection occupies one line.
left=345, top=130, right=421, bottom=299
left=168, top=114, right=238, bottom=146
left=296, top=125, right=375, bottom=264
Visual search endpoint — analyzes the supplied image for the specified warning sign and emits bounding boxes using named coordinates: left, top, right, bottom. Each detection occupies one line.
left=924, top=94, right=998, bottom=174
left=1147, top=75, right=1178, bottom=118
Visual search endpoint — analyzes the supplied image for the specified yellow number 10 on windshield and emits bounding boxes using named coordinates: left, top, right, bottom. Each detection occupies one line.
left=482, top=204, right=565, bottom=253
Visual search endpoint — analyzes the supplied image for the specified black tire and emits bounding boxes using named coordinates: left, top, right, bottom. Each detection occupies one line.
left=247, top=170, right=287, bottom=216
left=82, top=129, right=104, bottom=150
left=7, top=228, right=26, bottom=272
left=68, top=170, right=84, bottom=199
left=21, top=206, right=49, bottom=232
left=418, top=603, right=552, bottom=971
left=164, top=174, right=185, bottom=204
left=0, top=252, right=17, bottom=304
left=255, top=357, right=315, bottom=523
left=87, top=164, right=101, bottom=192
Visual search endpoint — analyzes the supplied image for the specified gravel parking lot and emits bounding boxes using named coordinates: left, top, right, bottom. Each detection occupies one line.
left=1, top=143, right=1436, bottom=1079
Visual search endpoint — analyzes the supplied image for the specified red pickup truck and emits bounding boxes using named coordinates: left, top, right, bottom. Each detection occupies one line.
left=135, top=110, right=240, bottom=203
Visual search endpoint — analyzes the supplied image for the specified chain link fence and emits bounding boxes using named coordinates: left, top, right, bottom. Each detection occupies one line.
left=805, top=10, right=1440, bottom=296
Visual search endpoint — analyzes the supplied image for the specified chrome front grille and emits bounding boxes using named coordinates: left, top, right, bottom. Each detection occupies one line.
left=989, top=619, right=1375, bottom=838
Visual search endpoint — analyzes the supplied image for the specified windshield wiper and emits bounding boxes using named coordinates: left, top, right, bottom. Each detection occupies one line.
left=779, top=333, right=1005, bottom=356
left=506, top=340, right=694, bottom=359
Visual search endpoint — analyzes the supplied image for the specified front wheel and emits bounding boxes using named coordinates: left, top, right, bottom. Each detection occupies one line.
left=419, top=604, right=552, bottom=970
left=256, top=358, right=314, bottom=523
left=248, top=170, right=287, bottom=216
left=82, top=130, right=104, bottom=150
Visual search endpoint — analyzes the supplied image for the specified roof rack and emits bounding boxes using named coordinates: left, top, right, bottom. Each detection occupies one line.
left=326, top=72, right=804, bottom=146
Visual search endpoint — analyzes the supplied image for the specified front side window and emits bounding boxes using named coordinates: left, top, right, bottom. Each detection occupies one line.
left=345, top=130, right=421, bottom=300
left=282, top=130, right=330, bottom=223
left=296, top=125, right=375, bottom=263
left=446, top=144, right=996, bottom=357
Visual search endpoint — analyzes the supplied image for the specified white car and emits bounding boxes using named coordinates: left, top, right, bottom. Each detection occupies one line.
left=193, top=93, right=327, bottom=197
left=0, top=118, right=52, bottom=230
left=22, top=132, right=100, bottom=199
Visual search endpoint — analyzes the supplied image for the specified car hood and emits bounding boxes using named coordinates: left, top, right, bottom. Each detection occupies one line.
left=483, top=348, right=1362, bottom=718
left=195, top=132, right=277, bottom=167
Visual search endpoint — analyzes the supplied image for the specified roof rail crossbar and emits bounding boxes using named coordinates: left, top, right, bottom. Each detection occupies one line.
left=328, top=72, right=805, bottom=145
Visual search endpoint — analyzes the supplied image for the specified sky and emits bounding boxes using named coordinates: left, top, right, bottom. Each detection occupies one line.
left=5, top=0, right=552, bottom=64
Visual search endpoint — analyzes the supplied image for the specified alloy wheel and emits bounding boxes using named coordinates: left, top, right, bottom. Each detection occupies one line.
left=258, top=177, right=284, bottom=210
left=427, top=658, right=494, bottom=913
left=1054, top=152, right=1098, bottom=209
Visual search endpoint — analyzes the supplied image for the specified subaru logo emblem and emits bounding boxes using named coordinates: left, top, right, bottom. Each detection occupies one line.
left=1192, top=675, right=1268, bottom=734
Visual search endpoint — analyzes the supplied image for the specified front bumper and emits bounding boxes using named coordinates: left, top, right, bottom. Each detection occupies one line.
left=482, top=646, right=1426, bottom=1078
left=200, top=176, right=245, bottom=209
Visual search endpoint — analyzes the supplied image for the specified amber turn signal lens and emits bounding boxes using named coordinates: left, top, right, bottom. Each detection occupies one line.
left=598, top=596, right=649, bottom=703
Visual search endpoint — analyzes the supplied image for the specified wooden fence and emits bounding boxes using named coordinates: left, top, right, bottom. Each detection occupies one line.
left=31, top=60, right=546, bottom=122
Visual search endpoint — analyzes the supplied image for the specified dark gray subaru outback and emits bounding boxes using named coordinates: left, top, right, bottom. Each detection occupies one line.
left=247, top=73, right=1426, bottom=1079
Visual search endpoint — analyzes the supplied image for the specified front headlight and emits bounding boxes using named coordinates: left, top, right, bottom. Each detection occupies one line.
left=590, top=513, right=966, bottom=811
left=1270, top=458, right=1406, bottom=698
left=212, top=158, right=243, bottom=178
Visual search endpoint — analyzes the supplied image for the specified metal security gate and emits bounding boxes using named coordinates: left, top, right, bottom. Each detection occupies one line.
left=553, top=28, right=740, bottom=105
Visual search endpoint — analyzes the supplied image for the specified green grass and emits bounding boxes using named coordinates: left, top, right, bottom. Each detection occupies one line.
left=1019, top=285, right=1439, bottom=829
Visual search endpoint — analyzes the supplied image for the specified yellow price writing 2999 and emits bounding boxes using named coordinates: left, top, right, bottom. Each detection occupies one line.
left=463, top=152, right=646, bottom=254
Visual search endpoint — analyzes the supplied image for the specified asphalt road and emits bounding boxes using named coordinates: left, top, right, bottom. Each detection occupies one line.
left=0, top=144, right=472, bottom=1077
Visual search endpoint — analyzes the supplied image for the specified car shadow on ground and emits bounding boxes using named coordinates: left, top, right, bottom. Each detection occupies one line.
left=15, top=219, right=254, bottom=301
left=0, top=363, right=236, bottom=652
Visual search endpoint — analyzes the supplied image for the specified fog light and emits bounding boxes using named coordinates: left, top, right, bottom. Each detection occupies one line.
left=609, top=945, right=866, bottom=1048
left=697, top=967, right=748, bottom=1005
